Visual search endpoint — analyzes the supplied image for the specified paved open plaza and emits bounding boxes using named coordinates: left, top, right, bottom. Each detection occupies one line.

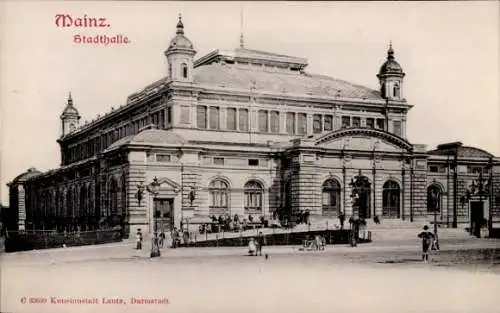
left=1, top=238, right=499, bottom=313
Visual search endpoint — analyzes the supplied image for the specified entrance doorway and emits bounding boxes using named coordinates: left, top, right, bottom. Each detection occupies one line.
left=352, top=176, right=371, bottom=219
left=470, top=200, right=485, bottom=238
left=154, top=198, right=174, bottom=233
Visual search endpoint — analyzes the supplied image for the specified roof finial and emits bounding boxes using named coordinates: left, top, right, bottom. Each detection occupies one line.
left=387, top=41, right=394, bottom=60
left=68, top=92, right=73, bottom=105
left=176, top=13, right=184, bottom=35
left=239, top=6, right=245, bottom=48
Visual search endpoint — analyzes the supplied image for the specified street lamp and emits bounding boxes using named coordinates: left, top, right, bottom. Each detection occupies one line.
left=464, top=171, right=489, bottom=238
left=145, top=177, right=161, bottom=257
left=429, top=186, right=440, bottom=249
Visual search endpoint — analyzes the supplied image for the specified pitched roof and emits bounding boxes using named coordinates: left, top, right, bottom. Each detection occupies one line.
left=105, top=129, right=186, bottom=152
left=193, top=63, right=382, bottom=100
left=427, top=142, right=494, bottom=158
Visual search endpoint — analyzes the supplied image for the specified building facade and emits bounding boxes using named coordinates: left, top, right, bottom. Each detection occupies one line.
left=7, top=16, right=500, bottom=235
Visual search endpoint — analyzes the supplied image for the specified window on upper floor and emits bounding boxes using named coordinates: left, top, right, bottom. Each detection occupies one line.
left=213, top=157, right=225, bottom=165
left=429, top=166, right=439, bottom=173
left=297, top=113, right=307, bottom=135
left=324, top=115, right=333, bottom=131
left=341, top=116, right=350, bottom=128
left=197, top=106, right=207, bottom=129
left=313, top=114, right=322, bottom=134
left=227, top=108, right=237, bottom=130
left=209, top=107, right=220, bottom=129
left=248, top=159, right=259, bottom=166
left=366, top=118, right=375, bottom=129
left=393, top=120, right=402, bottom=137
left=156, top=154, right=171, bottom=162
left=270, top=111, right=280, bottom=133
left=239, top=108, right=249, bottom=131
left=393, top=83, right=400, bottom=98
left=352, top=117, right=361, bottom=128
left=181, top=63, right=188, bottom=78
left=286, top=112, right=295, bottom=135
left=376, top=118, right=385, bottom=130
left=258, top=110, right=269, bottom=132
left=167, top=107, right=172, bottom=126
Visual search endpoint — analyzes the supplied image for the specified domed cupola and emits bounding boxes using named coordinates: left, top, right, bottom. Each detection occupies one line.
left=377, top=43, right=405, bottom=100
left=60, top=92, right=81, bottom=137
left=164, top=14, right=196, bottom=82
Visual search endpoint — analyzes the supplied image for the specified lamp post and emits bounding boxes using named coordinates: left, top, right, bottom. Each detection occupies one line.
left=430, top=187, right=440, bottom=249
left=146, top=177, right=161, bottom=257
left=465, top=171, right=488, bottom=238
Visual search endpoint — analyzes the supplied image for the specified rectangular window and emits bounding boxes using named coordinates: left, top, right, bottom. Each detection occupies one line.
left=209, top=107, right=220, bottom=129
left=270, top=111, right=280, bottom=133
left=324, top=115, right=333, bottom=131
left=286, top=112, right=295, bottom=134
left=366, top=118, right=375, bottom=129
left=226, top=108, right=237, bottom=130
left=180, top=106, right=190, bottom=124
left=258, top=110, right=269, bottom=132
left=197, top=106, right=207, bottom=129
left=341, top=116, right=351, bottom=128
left=213, top=157, right=224, bottom=165
left=152, top=113, right=157, bottom=127
left=156, top=154, right=171, bottom=162
left=352, top=117, right=361, bottom=127
left=239, top=108, right=249, bottom=131
left=313, top=114, right=323, bottom=133
left=429, top=166, right=438, bottom=173
left=297, top=113, right=307, bottom=135
left=248, top=159, right=259, bottom=166
left=393, top=120, right=402, bottom=136
left=376, top=118, right=385, bottom=130
left=159, top=111, right=165, bottom=129
left=166, top=107, right=172, bottom=125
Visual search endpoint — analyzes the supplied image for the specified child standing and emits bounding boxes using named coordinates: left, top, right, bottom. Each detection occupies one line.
left=418, top=225, right=435, bottom=263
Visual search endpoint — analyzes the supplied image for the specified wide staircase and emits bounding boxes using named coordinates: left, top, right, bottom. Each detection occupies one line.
left=137, top=216, right=476, bottom=246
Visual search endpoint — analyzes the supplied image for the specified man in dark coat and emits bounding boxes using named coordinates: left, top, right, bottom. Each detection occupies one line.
left=256, top=231, right=265, bottom=256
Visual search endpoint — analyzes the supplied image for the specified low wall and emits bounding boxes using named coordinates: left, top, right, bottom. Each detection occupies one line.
left=4, top=230, right=123, bottom=253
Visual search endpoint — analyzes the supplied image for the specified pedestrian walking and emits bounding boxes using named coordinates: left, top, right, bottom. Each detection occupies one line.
left=257, top=231, right=265, bottom=256
left=159, top=231, right=165, bottom=248
left=136, top=229, right=143, bottom=250
left=418, top=225, right=435, bottom=263
left=339, top=211, right=346, bottom=230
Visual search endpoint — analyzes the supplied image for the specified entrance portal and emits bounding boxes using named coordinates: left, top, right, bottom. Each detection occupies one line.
left=351, top=176, right=371, bottom=219
left=154, top=198, right=175, bottom=233
left=470, top=200, right=485, bottom=238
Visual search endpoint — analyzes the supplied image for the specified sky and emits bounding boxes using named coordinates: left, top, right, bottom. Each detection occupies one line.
left=0, top=1, right=498, bottom=206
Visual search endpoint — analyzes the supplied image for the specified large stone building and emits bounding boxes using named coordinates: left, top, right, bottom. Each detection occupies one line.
left=7, top=16, right=500, bottom=236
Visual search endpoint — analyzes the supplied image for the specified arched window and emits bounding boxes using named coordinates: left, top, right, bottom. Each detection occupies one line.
left=209, top=179, right=229, bottom=210
left=244, top=180, right=263, bottom=212
left=393, top=83, right=400, bottom=98
left=181, top=63, right=188, bottom=78
left=322, top=179, right=341, bottom=214
left=109, top=178, right=118, bottom=216
left=427, top=185, right=441, bottom=213
left=121, top=177, right=127, bottom=217
left=382, top=180, right=400, bottom=218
